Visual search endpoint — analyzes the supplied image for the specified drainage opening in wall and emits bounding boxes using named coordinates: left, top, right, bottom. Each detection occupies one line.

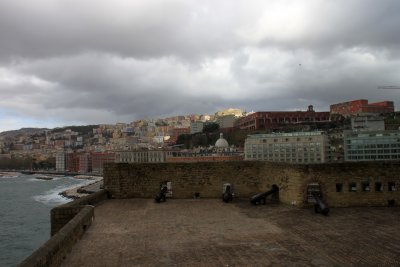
left=388, top=199, right=395, bottom=207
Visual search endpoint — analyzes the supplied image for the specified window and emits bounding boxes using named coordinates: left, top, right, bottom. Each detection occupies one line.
left=375, top=182, right=383, bottom=192
left=362, top=182, right=370, bottom=192
left=349, top=182, right=357, bottom=192
left=336, top=183, right=343, bottom=192
left=388, top=182, right=396, bottom=192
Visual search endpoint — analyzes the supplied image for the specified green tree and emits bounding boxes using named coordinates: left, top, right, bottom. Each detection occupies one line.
left=202, top=123, right=219, bottom=133
left=176, top=134, right=192, bottom=149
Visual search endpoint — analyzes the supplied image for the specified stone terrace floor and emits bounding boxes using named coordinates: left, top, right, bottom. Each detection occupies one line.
left=61, top=199, right=400, bottom=267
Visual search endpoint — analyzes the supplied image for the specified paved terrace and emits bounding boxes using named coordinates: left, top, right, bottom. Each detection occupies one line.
left=62, top=199, right=400, bottom=267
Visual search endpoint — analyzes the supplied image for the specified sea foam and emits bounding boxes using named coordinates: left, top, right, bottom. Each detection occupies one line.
left=32, top=179, right=90, bottom=206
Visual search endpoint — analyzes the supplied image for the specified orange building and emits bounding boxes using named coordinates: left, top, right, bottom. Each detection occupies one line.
left=234, top=105, right=330, bottom=131
left=91, top=152, right=115, bottom=174
left=169, top=127, right=190, bottom=144
left=66, top=152, right=80, bottom=172
left=330, top=99, right=394, bottom=117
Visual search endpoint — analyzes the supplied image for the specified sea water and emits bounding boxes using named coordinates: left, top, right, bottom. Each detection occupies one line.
left=0, top=173, right=92, bottom=267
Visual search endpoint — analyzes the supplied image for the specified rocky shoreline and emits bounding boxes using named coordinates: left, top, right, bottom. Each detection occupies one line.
left=1, top=170, right=104, bottom=199
left=59, top=177, right=103, bottom=200
left=35, top=175, right=54, bottom=180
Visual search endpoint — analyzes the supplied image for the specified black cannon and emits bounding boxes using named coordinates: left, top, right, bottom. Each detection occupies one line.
left=312, top=191, right=330, bottom=215
left=222, top=184, right=233, bottom=203
left=250, top=185, right=279, bottom=205
left=155, top=184, right=168, bottom=203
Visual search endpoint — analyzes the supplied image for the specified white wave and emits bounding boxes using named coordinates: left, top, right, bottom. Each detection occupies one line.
left=0, top=172, right=20, bottom=179
left=0, top=175, right=19, bottom=179
left=32, top=180, right=90, bottom=206
left=51, top=177, right=63, bottom=181
left=28, top=177, right=47, bottom=182
left=27, top=175, right=66, bottom=182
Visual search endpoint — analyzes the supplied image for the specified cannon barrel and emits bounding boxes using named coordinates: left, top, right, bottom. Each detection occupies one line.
left=250, top=185, right=279, bottom=205
left=312, top=192, right=329, bottom=215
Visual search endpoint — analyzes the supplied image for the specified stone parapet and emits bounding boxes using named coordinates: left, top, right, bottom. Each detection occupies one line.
left=18, top=190, right=110, bottom=267
left=104, top=161, right=400, bottom=207
left=51, top=190, right=110, bottom=235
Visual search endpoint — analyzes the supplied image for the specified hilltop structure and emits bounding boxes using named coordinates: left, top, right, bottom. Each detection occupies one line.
left=330, top=99, right=394, bottom=117
left=234, top=105, right=330, bottom=131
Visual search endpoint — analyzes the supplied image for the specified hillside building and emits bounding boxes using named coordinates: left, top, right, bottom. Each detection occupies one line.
left=215, top=108, right=243, bottom=117
left=234, top=105, right=330, bottom=131
left=351, top=115, right=385, bottom=131
left=115, top=150, right=166, bottom=163
left=344, top=130, right=400, bottom=161
left=170, top=127, right=190, bottom=144
left=91, top=152, right=115, bottom=174
left=216, top=115, right=236, bottom=130
left=330, top=99, right=394, bottom=117
left=190, top=121, right=204, bottom=134
left=244, top=131, right=330, bottom=164
left=56, top=151, right=66, bottom=172
left=78, top=153, right=92, bottom=173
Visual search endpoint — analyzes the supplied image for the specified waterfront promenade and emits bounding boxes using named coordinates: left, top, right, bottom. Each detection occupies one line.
left=61, top=199, right=400, bottom=267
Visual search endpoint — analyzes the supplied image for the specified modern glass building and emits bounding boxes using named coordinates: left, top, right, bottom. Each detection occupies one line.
left=244, top=131, right=330, bottom=164
left=344, top=130, right=400, bottom=161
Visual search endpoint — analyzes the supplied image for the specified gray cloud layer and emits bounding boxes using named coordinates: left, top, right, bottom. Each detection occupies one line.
left=0, top=0, right=399, bottom=131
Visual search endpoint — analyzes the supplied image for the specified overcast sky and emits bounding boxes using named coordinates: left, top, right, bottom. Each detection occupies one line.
left=1, top=0, right=399, bottom=132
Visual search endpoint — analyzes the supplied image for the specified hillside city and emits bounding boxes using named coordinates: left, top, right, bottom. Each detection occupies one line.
left=0, top=98, right=399, bottom=174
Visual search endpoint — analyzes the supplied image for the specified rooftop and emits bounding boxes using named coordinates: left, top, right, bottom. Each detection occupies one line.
left=61, top=199, right=400, bottom=267
left=248, top=131, right=326, bottom=138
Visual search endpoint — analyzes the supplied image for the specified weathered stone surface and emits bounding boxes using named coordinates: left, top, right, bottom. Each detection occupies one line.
left=104, top=162, right=400, bottom=207
left=18, top=190, right=110, bottom=267
left=61, top=199, right=400, bottom=267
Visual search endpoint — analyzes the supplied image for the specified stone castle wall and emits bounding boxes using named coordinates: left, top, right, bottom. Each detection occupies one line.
left=298, top=162, right=400, bottom=207
left=104, top=161, right=400, bottom=207
left=18, top=190, right=109, bottom=267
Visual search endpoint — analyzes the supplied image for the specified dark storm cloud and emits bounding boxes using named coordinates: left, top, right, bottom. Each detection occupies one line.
left=0, top=0, right=400, bottom=131
left=4, top=53, right=229, bottom=123
left=0, top=0, right=241, bottom=61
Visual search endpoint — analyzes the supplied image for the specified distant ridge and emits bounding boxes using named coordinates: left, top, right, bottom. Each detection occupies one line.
left=0, top=125, right=100, bottom=137
left=0, top=128, right=49, bottom=137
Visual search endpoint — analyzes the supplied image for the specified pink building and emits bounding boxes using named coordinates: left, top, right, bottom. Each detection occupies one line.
left=91, top=152, right=115, bottom=174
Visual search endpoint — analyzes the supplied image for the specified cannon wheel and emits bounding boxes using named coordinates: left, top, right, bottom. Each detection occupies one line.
left=314, top=204, right=321, bottom=213
left=321, top=208, right=330, bottom=216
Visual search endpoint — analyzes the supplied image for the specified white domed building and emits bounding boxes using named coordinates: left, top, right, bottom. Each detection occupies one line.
left=215, top=133, right=229, bottom=153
